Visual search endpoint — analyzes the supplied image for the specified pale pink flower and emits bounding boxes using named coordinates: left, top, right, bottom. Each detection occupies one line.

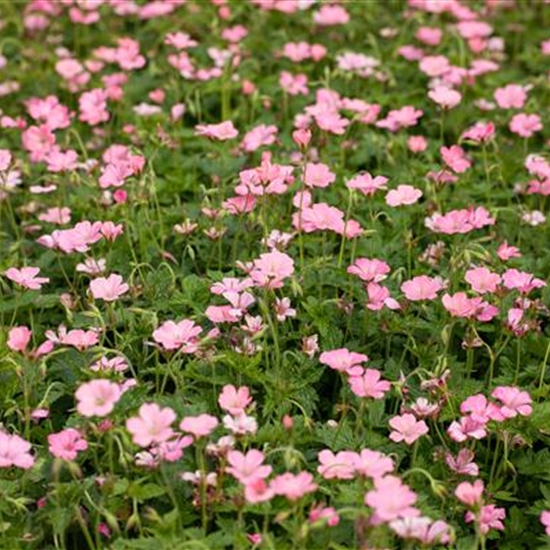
left=153, top=319, right=202, bottom=352
left=5, top=267, right=49, bottom=290
left=366, top=282, right=401, bottom=311
left=455, top=479, right=484, bottom=507
left=304, top=162, right=335, bottom=188
left=319, top=348, right=368, bottom=376
left=0, top=432, right=35, bottom=469
left=89, top=274, right=129, bottom=302
left=389, top=414, right=429, bottom=445
left=48, top=428, right=88, bottom=460
left=7, top=326, right=32, bottom=353
left=223, top=413, right=258, bottom=435
left=401, top=275, right=445, bottom=301
left=445, top=449, right=479, bottom=476
left=309, top=505, right=340, bottom=527
left=348, top=369, right=391, bottom=399
left=317, top=450, right=357, bottom=480
left=79, top=88, right=109, bottom=126
left=347, top=258, right=390, bottom=282
left=447, top=416, right=487, bottom=442
left=467, top=505, right=505, bottom=534
left=244, top=478, right=275, bottom=504
left=218, top=385, right=253, bottom=416
left=241, top=124, right=278, bottom=152
left=419, top=55, right=450, bottom=77
left=313, top=4, right=349, bottom=26
left=226, top=449, right=272, bottom=484
left=407, top=135, right=428, bottom=153
left=428, top=86, right=462, bottom=109
left=509, top=113, right=542, bottom=138
left=346, top=172, right=388, bottom=196
left=179, top=414, right=219, bottom=437
left=465, top=267, right=501, bottom=294
left=194, top=121, right=238, bottom=140
left=441, top=145, right=471, bottom=173
left=365, top=475, right=419, bottom=523
left=354, top=449, right=394, bottom=479
left=494, top=84, right=527, bottom=109
left=75, top=379, right=121, bottom=417
left=270, top=471, right=317, bottom=501
left=385, top=185, right=422, bottom=206
left=540, top=511, right=550, bottom=536
left=126, top=403, right=176, bottom=447
left=491, top=386, right=532, bottom=418
left=461, top=121, right=495, bottom=143
left=502, top=268, right=545, bottom=293
left=280, top=71, right=308, bottom=96
left=250, top=250, right=294, bottom=289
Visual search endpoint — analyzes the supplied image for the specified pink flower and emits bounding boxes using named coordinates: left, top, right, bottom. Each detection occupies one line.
left=491, top=386, right=532, bottom=418
left=445, top=449, right=479, bottom=476
left=428, top=86, right=462, bottom=109
left=365, top=475, right=418, bottom=523
left=389, top=414, right=429, bottom=445
left=376, top=106, right=423, bottom=132
left=241, top=124, right=278, bottom=152
left=468, top=504, right=505, bottom=535
left=280, top=71, right=308, bottom=96
left=317, top=450, right=357, bottom=480
left=455, top=479, right=484, bottom=507
left=465, top=267, right=501, bottom=294
left=441, top=145, right=471, bottom=173
left=461, top=121, right=495, bottom=143
left=407, top=135, right=428, bottom=153
left=313, top=4, right=349, bottom=26
left=126, top=403, right=176, bottom=447
left=509, top=113, right=542, bottom=138
left=79, top=89, right=109, bottom=126
left=5, top=267, right=49, bottom=290
left=0, top=432, right=34, bottom=469
left=179, top=414, right=218, bottom=437
left=75, top=379, right=122, bottom=417
left=494, top=84, right=527, bottom=109
left=497, top=241, right=521, bottom=261
left=502, top=268, right=545, bottom=293
left=195, top=121, right=238, bottom=140
left=89, top=274, right=129, bottom=302
left=366, top=282, right=401, bottom=311
left=270, top=471, right=317, bottom=501
left=218, top=385, right=253, bottom=416
left=346, top=172, right=388, bottom=196
left=385, top=185, right=422, bottom=206
left=319, top=348, right=368, bottom=376
left=304, top=162, right=335, bottom=188
left=250, top=250, right=294, bottom=289
left=153, top=319, right=203, bottom=352
left=244, top=478, right=274, bottom=504
left=47, top=428, right=88, bottom=461
left=401, top=275, right=445, bottom=301
left=354, top=449, right=394, bottom=479
left=419, top=55, right=450, bottom=77
left=540, top=511, right=550, bottom=536
left=348, top=369, right=391, bottom=399
left=309, top=505, right=340, bottom=527
left=447, top=416, right=487, bottom=442
left=226, top=449, right=272, bottom=484
left=7, top=326, right=32, bottom=353
left=347, top=258, right=390, bottom=282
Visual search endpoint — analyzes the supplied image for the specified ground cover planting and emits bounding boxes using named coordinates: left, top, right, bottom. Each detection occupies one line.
left=2, top=0, right=550, bottom=548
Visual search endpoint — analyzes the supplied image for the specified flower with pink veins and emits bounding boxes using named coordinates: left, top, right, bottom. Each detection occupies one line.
left=354, top=449, right=394, bottom=479
left=491, top=386, right=532, bottom=418
left=401, top=275, right=445, bottom=301
left=455, top=479, right=484, bottom=507
left=47, top=428, right=88, bottom=460
left=179, top=414, right=219, bottom=438
left=218, top=385, right=253, bottom=416
left=250, top=250, right=294, bottom=289
left=194, top=120, right=238, bottom=140
left=5, top=266, right=49, bottom=290
left=226, top=449, right=272, bottom=484
left=7, top=326, right=32, bottom=353
left=428, top=86, right=462, bottom=109
left=75, top=379, right=122, bottom=417
left=348, top=369, right=391, bottom=399
left=465, top=267, right=501, bottom=294
left=126, top=403, right=177, bottom=447
left=347, top=258, right=390, bottom=282
left=319, top=348, right=368, bottom=376
left=153, top=319, right=203, bottom=352
left=385, top=185, right=423, bottom=206
left=389, top=414, right=429, bottom=445
left=365, top=475, right=419, bottom=523
left=303, top=162, right=335, bottom=188
left=89, top=274, right=129, bottom=302
left=270, top=471, right=317, bottom=501
left=0, top=432, right=35, bottom=469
